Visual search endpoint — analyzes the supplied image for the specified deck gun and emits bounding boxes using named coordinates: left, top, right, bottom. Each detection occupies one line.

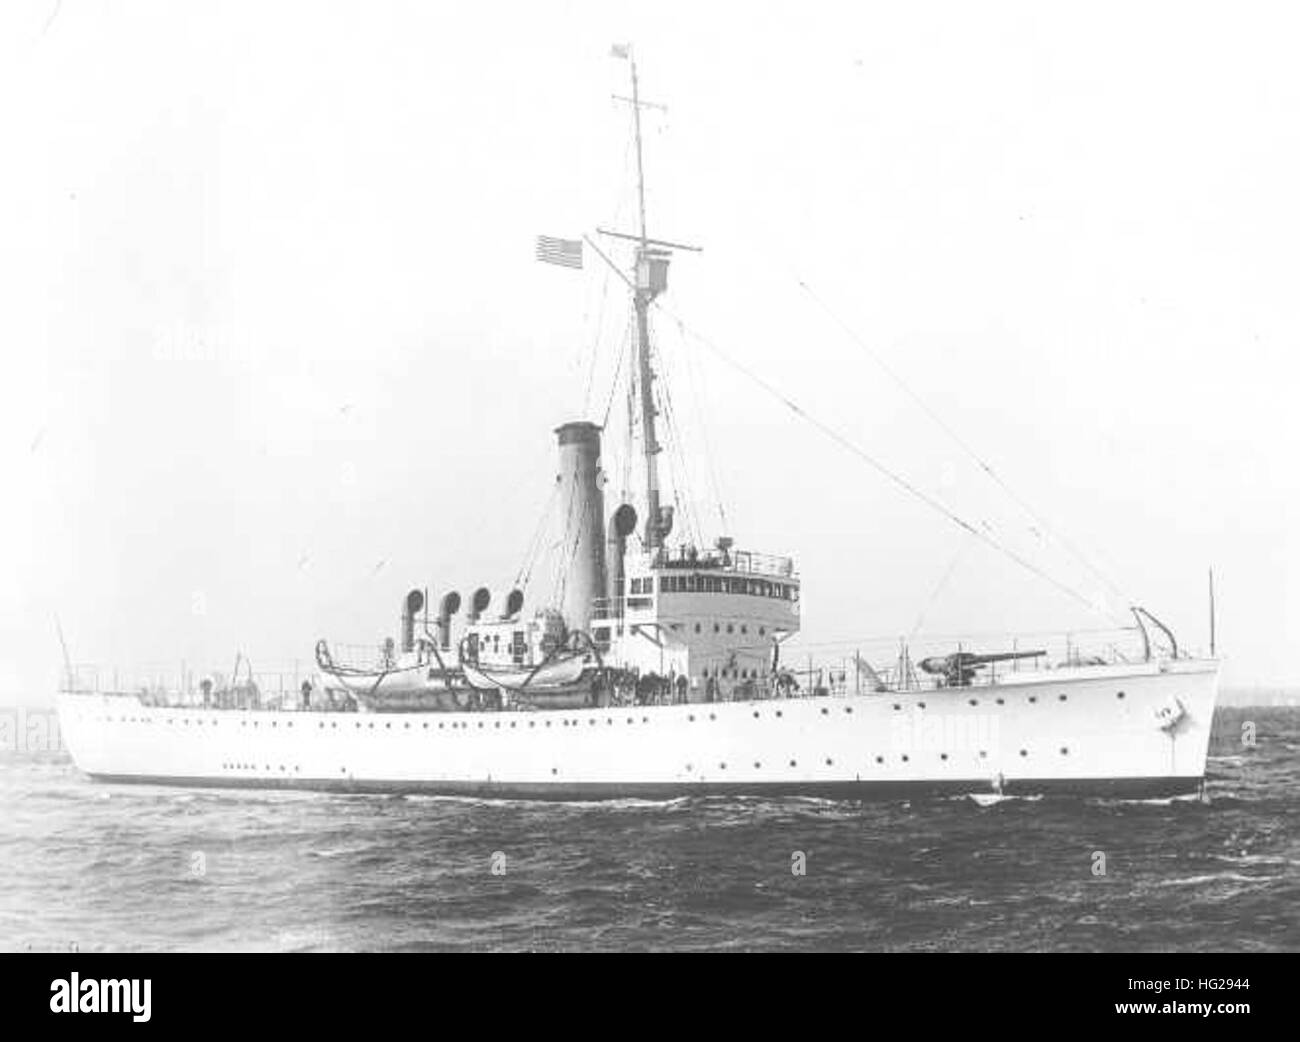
left=917, top=650, right=1046, bottom=687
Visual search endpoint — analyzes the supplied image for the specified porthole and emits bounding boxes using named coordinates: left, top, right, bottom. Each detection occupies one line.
left=1060, top=747, right=1069, bottom=755
left=892, top=704, right=901, bottom=711
left=845, top=707, right=853, bottom=714
left=875, top=756, right=884, bottom=764
left=825, top=758, right=833, bottom=766
left=495, top=722, right=502, bottom=729
left=694, top=623, right=701, bottom=633
left=940, top=753, right=948, bottom=761
left=820, top=707, right=828, bottom=716
left=551, top=768, right=558, bottom=775
left=979, top=750, right=987, bottom=758
left=588, top=719, right=596, bottom=726
left=1058, top=694, right=1067, bottom=702
left=689, top=715, right=695, bottom=722
left=1028, top=696, right=1037, bottom=704
left=1020, top=749, right=1028, bottom=757
left=902, top=754, right=910, bottom=762
left=752, top=711, right=760, bottom=719
left=754, top=761, right=761, bottom=769
left=996, top=698, right=1005, bottom=705
left=789, top=760, right=797, bottom=767
left=918, top=702, right=926, bottom=709
left=708, top=713, right=716, bottom=721
left=385, top=722, right=391, bottom=729
left=404, top=722, right=411, bottom=729
left=726, top=624, right=734, bottom=634
left=968, top=699, right=978, bottom=707
left=1117, top=691, right=1126, bottom=700
left=775, top=710, right=783, bottom=718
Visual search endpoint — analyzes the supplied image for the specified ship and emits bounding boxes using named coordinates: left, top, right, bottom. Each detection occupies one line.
left=56, top=48, right=1220, bottom=800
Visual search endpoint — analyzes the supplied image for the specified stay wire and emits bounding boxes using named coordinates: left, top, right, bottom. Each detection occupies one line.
left=657, top=300, right=1111, bottom=619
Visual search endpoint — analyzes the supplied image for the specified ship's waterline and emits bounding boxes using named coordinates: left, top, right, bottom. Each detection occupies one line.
left=56, top=659, right=1218, bottom=800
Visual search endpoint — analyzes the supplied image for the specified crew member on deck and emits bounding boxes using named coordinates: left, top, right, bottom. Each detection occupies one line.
left=301, top=680, right=312, bottom=711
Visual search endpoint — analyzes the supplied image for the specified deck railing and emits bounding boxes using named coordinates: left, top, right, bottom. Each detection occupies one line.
left=60, top=625, right=1198, bottom=711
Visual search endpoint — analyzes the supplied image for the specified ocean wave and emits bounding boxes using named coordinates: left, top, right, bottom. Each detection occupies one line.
left=1155, top=872, right=1282, bottom=887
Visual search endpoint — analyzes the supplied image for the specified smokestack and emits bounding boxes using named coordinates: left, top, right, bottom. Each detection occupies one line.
left=400, top=588, right=425, bottom=653
left=555, top=421, right=608, bottom=634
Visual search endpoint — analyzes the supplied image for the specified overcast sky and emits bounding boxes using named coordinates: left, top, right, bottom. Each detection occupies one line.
left=1, top=1, right=1297, bottom=703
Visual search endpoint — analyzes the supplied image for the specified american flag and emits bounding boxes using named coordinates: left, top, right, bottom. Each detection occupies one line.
left=535, top=235, right=583, bottom=269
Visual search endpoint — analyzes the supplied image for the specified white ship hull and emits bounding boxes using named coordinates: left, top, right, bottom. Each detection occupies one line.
left=56, top=659, right=1219, bottom=799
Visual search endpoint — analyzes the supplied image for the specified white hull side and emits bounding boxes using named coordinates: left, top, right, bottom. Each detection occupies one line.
left=55, top=660, right=1219, bottom=799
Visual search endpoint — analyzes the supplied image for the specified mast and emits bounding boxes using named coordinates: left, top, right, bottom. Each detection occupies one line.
left=606, top=46, right=700, bottom=551
left=628, top=51, right=664, bottom=551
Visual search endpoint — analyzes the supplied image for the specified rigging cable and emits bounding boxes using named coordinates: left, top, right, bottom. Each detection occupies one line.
left=600, top=312, right=634, bottom=429
left=513, top=479, right=560, bottom=592
left=656, top=300, right=1116, bottom=620
left=580, top=254, right=614, bottom=417
left=651, top=322, right=705, bottom=547
left=908, top=532, right=977, bottom=641
left=797, top=278, right=1134, bottom=615
left=580, top=167, right=636, bottom=418
left=672, top=313, right=731, bottom=535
